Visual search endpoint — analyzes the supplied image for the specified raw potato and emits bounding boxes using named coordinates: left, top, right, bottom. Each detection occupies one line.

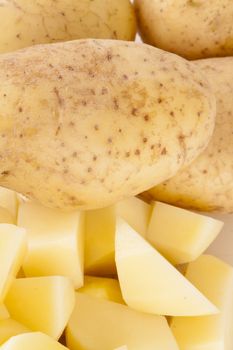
left=0, top=0, right=136, bottom=54
left=0, top=207, right=14, bottom=225
left=0, top=305, right=9, bottom=321
left=147, top=201, right=223, bottom=264
left=5, top=276, right=75, bottom=339
left=116, top=219, right=218, bottom=316
left=135, top=0, right=233, bottom=59
left=0, top=39, right=216, bottom=210
left=66, top=292, right=179, bottom=350
left=0, top=332, right=69, bottom=350
left=0, top=187, right=17, bottom=220
left=171, top=255, right=233, bottom=349
left=0, top=319, right=29, bottom=346
left=148, top=58, right=233, bottom=212
left=17, top=201, right=84, bottom=289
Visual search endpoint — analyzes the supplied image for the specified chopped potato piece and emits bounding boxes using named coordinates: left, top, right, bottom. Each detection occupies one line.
left=18, top=201, right=84, bottom=289
left=0, top=207, right=14, bottom=225
left=79, top=276, right=124, bottom=304
left=5, top=276, right=75, bottom=340
left=0, top=318, right=29, bottom=345
left=66, top=293, right=179, bottom=350
left=0, top=224, right=27, bottom=302
left=116, top=219, right=218, bottom=316
left=84, top=207, right=116, bottom=276
left=171, top=255, right=233, bottom=349
left=147, top=202, right=223, bottom=264
left=116, top=196, right=151, bottom=237
left=0, top=304, right=9, bottom=321
left=0, top=332, right=68, bottom=349
left=0, top=188, right=17, bottom=220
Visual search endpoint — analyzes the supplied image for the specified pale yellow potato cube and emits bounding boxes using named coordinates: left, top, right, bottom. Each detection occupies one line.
left=66, top=293, right=179, bottom=350
left=84, top=206, right=116, bottom=276
left=5, top=276, right=75, bottom=339
left=0, top=318, right=29, bottom=345
left=0, top=304, right=9, bottom=321
left=116, top=196, right=151, bottom=237
left=0, top=188, right=17, bottom=220
left=147, top=201, right=223, bottom=265
left=0, top=207, right=14, bottom=225
left=78, top=276, right=124, bottom=304
left=171, top=255, right=233, bottom=349
left=0, top=224, right=27, bottom=302
left=115, top=219, right=218, bottom=316
left=0, top=332, right=68, bottom=349
left=18, top=201, right=84, bottom=289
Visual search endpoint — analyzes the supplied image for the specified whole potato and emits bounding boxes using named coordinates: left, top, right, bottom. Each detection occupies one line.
left=135, top=0, right=233, bottom=59
left=0, top=39, right=215, bottom=210
left=0, top=0, right=136, bottom=53
left=147, top=57, right=233, bottom=213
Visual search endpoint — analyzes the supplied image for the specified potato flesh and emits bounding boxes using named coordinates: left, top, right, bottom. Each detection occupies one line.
left=116, top=196, right=151, bottom=237
left=0, top=188, right=17, bottom=221
left=17, top=201, right=84, bottom=289
left=0, top=0, right=136, bottom=54
left=0, top=332, right=69, bottom=350
left=0, top=305, right=9, bottom=321
left=0, top=207, right=14, bottom=225
left=148, top=57, right=233, bottom=213
left=171, top=255, right=233, bottom=349
left=115, top=219, right=218, bottom=316
left=5, top=276, right=75, bottom=339
left=66, top=292, right=179, bottom=350
left=0, top=224, right=27, bottom=302
left=0, top=319, right=29, bottom=346
left=0, top=39, right=216, bottom=210
left=79, top=276, right=124, bottom=304
left=147, top=201, right=223, bottom=264
left=84, top=206, right=116, bottom=276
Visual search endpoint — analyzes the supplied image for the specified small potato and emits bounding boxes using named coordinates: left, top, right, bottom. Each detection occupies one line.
left=0, top=0, right=136, bottom=53
left=0, top=39, right=215, bottom=210
left=148, top=57, right=233, bottom=213
left=135, top=0, right=233, bottom=59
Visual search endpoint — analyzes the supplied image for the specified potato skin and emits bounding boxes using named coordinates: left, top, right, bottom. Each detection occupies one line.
left=148, top=57, right=233, bottom=213
left=0, top=39, right=215, bottom=210
left=135, top=0, right=233, bottom=60
left=0, top=0, right=136, bottom=53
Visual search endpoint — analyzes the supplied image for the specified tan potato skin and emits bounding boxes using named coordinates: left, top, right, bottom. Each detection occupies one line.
left=0, top=39, right=216, bottom=210
left=0, top=0, right=136, bottom=53
left=148, top=57, right=233, bottom=213
left=135, top=0, right=233, bottom=60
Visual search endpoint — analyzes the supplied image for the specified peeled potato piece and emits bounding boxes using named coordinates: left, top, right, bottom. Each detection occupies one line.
left=5, top=276, right=75, bottom=340
left=0, top=318, right=29, bottom=346
left=0, top=332, right=69, bottom=350
left=66, top=293, right=179, bottom=350
left=18, top=201, right=84, bottom=289
left=0, top=187, right=17, bottom=220
left=171, top=255, right=233, bottom=349
left=147, top=201, right=223, bottom=264
left=0, top=305, right=9, bottom=321
left=115, top=219, right=218, bottom=316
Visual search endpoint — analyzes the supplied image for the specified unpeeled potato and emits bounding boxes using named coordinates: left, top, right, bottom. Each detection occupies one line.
left=0, top=39, right=216, bottom=210
left=148, top=57, right=233, bottom=213
left=0, top=0, right=136, bottom=53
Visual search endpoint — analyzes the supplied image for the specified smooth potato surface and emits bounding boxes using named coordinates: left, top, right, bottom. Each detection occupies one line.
left=135, top=0, right=233, bottom=59
left=0, top=0, right=136, bottom=53
left=148, top=58, right=233, bottom=213
left=0, top=39, right=215, bottom=210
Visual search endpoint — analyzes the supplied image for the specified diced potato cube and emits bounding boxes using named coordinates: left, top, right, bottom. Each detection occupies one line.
left=0, top=224, right=27, bottom=302
left=171, top=255, right=233, bottom=349
left=0, top=304, right=9, bottom=321
left=147, top=202, right=223, bottom=265
left=0, top=318, right=29, bottom=345
left=0, top=332, right=69, bottom=349
left=0, top=187, right=17, bottom=220
left=0, top=207, right=14, bottom=225
left=115, top=219, right=218, bottom=316
left=66, top=293, right=179, bottom=350
left=78, top=276, right=124, bottom=304
left=84, top=206, right=116, bottom=276
left=18, top=201, right=84, bottom=289
left=116, top=197, right=151, bottom=237
left=5, top=276, right=75, bottom=339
